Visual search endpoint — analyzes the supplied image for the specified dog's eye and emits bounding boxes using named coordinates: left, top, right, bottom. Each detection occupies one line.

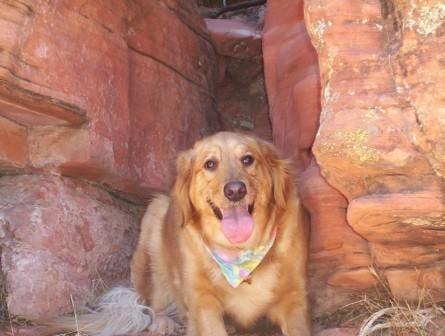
left=241, top=155, right=254, bottom=167
left=204, top=159, right=218, bottom=171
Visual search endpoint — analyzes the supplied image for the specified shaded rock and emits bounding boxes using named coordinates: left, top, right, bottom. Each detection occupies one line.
left=205, top=19, right=262, bottom=58
left=214, top=65, right=271, bottom=140
left=162, top=0, right=211, bottom=37
left=207, top=16, right=271, bottom=139
left=385, top=265, right=445, bottom=302
left=129, top=1, right=215, bottom=91
left=127, top=49, right=216, bottom=192
left=300, top=161, right=374, bottom=314
left=327, top=269, right=377, bottom=290
left=0, top=175, right=143, bottom=320
left=263, top=0, right=321, bottom=169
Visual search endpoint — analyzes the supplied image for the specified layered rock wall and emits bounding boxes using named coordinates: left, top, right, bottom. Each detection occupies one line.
left=0, top=0, right=217, bottom=320
left=263, top=0, right=373, bottom=315
left=264, top=0, right=445, bottom=315
left=307, top=0, right=445, bottom=302
left=0, top=0, right=217, bottom=196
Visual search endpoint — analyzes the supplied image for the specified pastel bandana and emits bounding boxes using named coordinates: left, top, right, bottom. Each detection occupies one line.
left=207, top=230, right=277, bottom=288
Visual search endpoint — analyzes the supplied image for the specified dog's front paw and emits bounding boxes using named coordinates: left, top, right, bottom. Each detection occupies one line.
left=149, top=315, right=183, bottom=335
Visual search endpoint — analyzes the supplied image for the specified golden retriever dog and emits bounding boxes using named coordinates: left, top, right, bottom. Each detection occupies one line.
left=43, top=132, right=310, bottom=336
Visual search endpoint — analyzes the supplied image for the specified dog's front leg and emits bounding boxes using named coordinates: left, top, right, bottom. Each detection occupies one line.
left=268, top=294, right=311, bottom=336
left=185, top=294, right=228, bottom=336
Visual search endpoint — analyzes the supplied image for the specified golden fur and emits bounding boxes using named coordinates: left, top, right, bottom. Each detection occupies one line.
left=131, top=132, right=310, bottom=335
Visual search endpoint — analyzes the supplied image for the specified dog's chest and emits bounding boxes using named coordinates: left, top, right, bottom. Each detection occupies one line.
left=222, top=262, right=279, bottom=321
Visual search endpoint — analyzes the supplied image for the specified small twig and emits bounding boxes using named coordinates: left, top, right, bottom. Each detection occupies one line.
left=8, top=310, right=15, bottom=336
left=358, top=306, right=442, bottom=336
left=210, top=0, right=266, bottom=18
left=70, top=294, right=81, bottom=336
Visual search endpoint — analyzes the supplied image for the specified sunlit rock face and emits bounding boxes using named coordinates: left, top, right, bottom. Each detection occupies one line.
left=0, top=0, right=218, bottom=196
left=264, top=0, right=445, bottom=316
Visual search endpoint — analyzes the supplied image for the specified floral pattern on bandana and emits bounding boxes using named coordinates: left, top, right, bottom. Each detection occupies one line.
left=207, top=230, right=277, bottom=288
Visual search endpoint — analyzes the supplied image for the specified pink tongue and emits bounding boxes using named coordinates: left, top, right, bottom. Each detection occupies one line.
left=220, top=205, right=254, bottom=244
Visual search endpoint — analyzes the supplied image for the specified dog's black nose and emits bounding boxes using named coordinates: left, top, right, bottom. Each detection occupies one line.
left=224, top=181, right=247, bottom=202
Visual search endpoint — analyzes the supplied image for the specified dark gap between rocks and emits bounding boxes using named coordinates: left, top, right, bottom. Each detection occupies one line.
left=201, top=1, right=272, bottom=141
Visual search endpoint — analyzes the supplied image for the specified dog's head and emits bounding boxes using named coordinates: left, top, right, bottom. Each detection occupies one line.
left=172, top=132, right=293, bottom=248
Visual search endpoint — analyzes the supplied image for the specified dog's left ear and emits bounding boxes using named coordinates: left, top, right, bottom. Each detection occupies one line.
left=259, top=140, right=294, bottom=209
left=172, top=149, right=194, bottom=226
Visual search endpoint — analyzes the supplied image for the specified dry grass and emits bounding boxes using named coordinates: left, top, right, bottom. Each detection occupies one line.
left=69, top=294, right=81, bottom=336
left=355, top=267, right=444, bottom=336
left=313, top=267, right=445, bottom=335
left=0, top=257, right=31, bottom=331
left=90, top=269, right=110, bottom=298
left=1, top=262, right=444, bottom=336
left=0, top=271, right=109, bottom=334
left=0, top=265, right=8, bottom=326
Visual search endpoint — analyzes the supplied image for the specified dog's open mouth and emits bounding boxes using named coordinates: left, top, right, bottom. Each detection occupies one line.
left=208, top=200, right=255, bottom=244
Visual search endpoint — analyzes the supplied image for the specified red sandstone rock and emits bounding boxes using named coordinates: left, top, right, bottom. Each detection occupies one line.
left=305, top=0, right=444, bottom=198
left=263, top=0, right=321, bottom=169
left=371, top=243, right=445, bottom=268
left=346, top=179, right=445, bottom=298
left=0, top=0, right=218, bottom=197
left=303, top=0, right=445, bottom=306
left=162, top=0, right=210, bottom=38
left=205, top=19, right=262, bottom=59
left=348, top=189, right=445, bottom=245
left=0, top=0, right=219, bottom=324
left=387, top=0, right=445, bottom=180
left=0, top=116, right=27, bottom=169
left=385, top=264, right=445, bottom=302
left=306, top=0, right=435, bottom=197
left=127, top=50, right=216, bottom=191
left=327, top=269, right=377, bottom=290
left=264, top=0, right=445, bottom=316
left=0, top=175, right=142, bottom=320
left=263, top=0, right=376, bottom=316
left=28, top=126, right=90, bottom=169
left=299, top=161, right=374, bottom=313
left=129, top=1, right=215, bottom=91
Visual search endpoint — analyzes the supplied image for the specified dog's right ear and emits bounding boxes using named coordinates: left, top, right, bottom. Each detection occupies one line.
left=172, top=149, right=194, bottom=226
left=257, top=139, right=294, bottom=209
